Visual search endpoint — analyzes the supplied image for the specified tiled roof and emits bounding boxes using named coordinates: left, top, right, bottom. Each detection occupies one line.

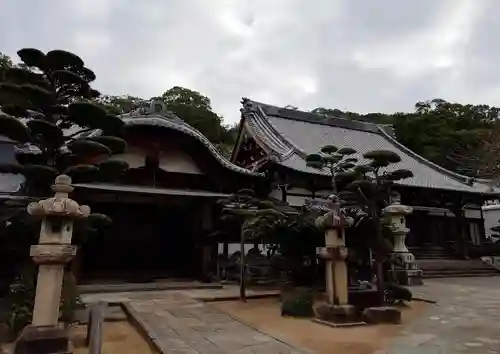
left=240, top=98, right=494, bottom=194
left=9, top=101, right=261, bottom=178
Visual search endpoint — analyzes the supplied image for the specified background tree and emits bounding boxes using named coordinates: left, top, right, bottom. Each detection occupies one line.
left=312, top=98, right=497, bottom=175
left=159, top=86, right=225, bottom=143
left=0, top=52, right=13, bottom=68
left=446, top=120, right=500, bottom=187
left=94, top=89, right=238, bottom=156
left=94, top=94, right=148, bottom=115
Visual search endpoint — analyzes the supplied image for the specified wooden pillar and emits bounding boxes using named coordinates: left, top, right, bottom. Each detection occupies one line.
left=479, top=199, right=487, bottom=244
left=455, top=196, right=468, bottom=258
left=199, top=202, right=214, bottom=280
left=279, top=184, right=288, bottom=202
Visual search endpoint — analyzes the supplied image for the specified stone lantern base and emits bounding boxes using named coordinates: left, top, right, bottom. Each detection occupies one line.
left=14, top=325, right=70, bottom=354
left=390, top=252, right=423, bottom=286
left=393, top=269, right=423, bottom=286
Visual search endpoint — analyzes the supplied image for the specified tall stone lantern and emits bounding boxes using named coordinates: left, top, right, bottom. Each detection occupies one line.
left=15, top=175, right=90, bottom=354
left=314, top=195, right=356, bottom=322
left=383, top=192, right=422, bottom=286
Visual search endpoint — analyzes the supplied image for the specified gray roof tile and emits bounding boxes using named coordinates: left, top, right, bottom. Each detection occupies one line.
left=240, top=99, right=493, bottom=194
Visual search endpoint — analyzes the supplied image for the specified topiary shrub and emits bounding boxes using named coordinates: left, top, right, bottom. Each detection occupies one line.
left=280, top=287, right=314, bottom=317
left=384, top=282, right=412, bottom=306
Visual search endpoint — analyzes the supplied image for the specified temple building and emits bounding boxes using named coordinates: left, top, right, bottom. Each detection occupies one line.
left=231, top=99, right=500, bottom=276
left=1, top=98, right=499, bottom=282
left=0, top=101, right=266, bottom=283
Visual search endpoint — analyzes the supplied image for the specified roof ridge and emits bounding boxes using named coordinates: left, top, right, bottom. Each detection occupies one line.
left=376, top=126, right=473, bottom=186
left=242, top=98, right=384, bottom=134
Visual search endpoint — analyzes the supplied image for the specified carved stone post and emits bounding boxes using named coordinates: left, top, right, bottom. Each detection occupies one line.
left=315, top=195, right=356, bottom=322
left=15, top=175, right=90, bottom=354
left=384, top=192, right=422, bottom=286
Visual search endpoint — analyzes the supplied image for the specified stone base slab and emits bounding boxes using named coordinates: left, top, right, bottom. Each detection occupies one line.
left=315, top=304, right=358, bottom=324
left=362, top=306, right=402, bottom=324
left=14, top=325, right=70, bottom=354
left=394, top=269, right=423, bottom=286
left=313, top=318, right=367, bottom=328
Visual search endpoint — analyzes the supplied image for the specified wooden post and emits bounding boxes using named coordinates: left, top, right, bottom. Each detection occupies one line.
left=86, top=301, right=106, bottom=354
left=239, top=227, right=246, bottom=302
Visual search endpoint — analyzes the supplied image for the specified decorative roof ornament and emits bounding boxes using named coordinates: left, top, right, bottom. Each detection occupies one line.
left=124, top=99, right=181, bottom=121
left=150, top=99, right=167, bottom=114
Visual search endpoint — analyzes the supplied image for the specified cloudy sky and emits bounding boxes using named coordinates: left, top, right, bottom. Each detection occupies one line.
left=0, top=0, right=498, bottom=123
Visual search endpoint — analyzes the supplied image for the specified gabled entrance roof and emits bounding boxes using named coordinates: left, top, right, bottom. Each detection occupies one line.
left=235, top=98, right=494, bottom=195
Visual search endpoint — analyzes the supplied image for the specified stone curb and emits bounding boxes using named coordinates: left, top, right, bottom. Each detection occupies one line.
left=78, top=282, right=223, bottom=294
left=197, top=292, right=280, bottom=302
left=121, top=302, right=164, bottom=354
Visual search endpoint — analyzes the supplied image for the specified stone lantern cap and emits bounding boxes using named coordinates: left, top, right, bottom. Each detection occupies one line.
left=314, top=194, right=353, bottom=230
left=27, top=175, right=91, bottom=219
left=383, top=203, right=413, bottom=216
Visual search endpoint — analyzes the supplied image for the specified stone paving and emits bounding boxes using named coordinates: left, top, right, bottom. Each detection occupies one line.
left=385, top=277, right=500, bottom=354
left=81, top=278, right=500, bottom=354
left=82, top=287, right=308, bottom=354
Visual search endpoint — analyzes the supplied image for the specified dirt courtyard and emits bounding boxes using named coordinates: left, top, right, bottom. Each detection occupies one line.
left=71, top=321, right=154, bottom=354
left=213, top=298, right=430, bottom=354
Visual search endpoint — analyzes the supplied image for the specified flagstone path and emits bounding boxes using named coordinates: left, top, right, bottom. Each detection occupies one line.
left=83, top=288, right=309, bottom=354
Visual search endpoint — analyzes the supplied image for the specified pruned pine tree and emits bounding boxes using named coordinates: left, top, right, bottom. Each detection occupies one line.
left=0, top=48, right=128, bottom=334
left=345, top=150, right=413, bottom=300
left=305, top=145, right=358, bottom=193
left=0, top=48, right=129, bottom=197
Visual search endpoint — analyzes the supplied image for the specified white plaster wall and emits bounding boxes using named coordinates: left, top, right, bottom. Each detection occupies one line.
left=483, top=205, right=500, bottom=239
left=271, top=187, right=331, bottom=207
left=109, top=146, right=203, bottom=174
left=464, top=209, right=481, bottom=219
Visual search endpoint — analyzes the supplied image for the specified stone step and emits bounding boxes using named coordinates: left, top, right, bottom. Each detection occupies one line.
left=417, top=259, right=495, bottom=269
left=423, top=272, right=500, bottom=279
left=415, top=255, right=455, bottom=260
left=422, top=267, right=499, bottom=278
left=417, top=257, right=500, bottom=279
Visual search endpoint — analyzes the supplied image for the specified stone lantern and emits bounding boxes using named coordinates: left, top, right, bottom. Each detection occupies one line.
left=314, top=195, right=356, bottom=322
left=15, top=175, right=90, bottom=354
left=383, top=192, right=422, bottom=286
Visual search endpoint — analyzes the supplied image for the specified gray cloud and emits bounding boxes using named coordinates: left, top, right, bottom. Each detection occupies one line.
left=1, top=0, right=499, bottom=123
